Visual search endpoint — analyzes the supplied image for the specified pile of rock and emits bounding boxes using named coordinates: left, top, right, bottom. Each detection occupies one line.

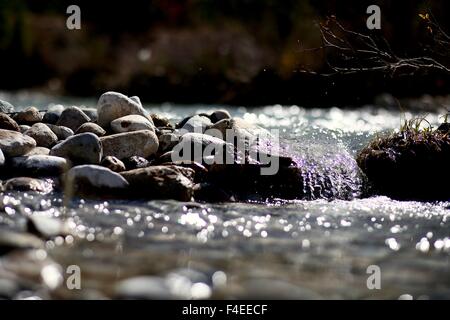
left=1, top=93, right=299, bottom=202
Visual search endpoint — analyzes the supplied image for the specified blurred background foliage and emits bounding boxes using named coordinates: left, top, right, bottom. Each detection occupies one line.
left=0, top=0, right=449, bottom=106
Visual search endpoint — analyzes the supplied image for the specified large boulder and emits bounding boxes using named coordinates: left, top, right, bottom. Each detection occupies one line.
left=120, top=165, right=195, bottom=201
left=110, top=115, right=155, bottom=133
left=0, top=113, right=20, bottom=131
left=56, top=106, right=91, bottom=131
left=24, top=123, right=58, bottom=148
left=64, top=165, right=129, bottom=197
left=0, top=129, right=36, bottom=157
left=100, top=130, right=158, bottom=160
left=97, top=92, right=149, bottom=128
left=50, top=132, right=102, bottom=164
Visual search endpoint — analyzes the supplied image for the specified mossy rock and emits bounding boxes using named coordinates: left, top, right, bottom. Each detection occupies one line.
left=357, top=126, right=450, bottom=200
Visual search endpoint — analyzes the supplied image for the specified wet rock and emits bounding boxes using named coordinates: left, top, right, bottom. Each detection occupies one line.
left=0, top=129, right=36, bottom=157
left=101, top=156, right=126, bottom=172
left=110, top=114, right=155, bottom=133
left=42, top=104, right=64, bottom=124
left=151, top=113, right=173, bottom=128
left=19, top=125, right=31, bottom=133
left=2, top=177, right=53, bottom=193
left=27, top=215, right=71, bottom=239
left=120, top=165, right=195, bottom=201
left=24, top=147, right=50, bottom=156
left=56, top=106, right=91, bottom=131
left=75, top=122, right=106, bottom=137
left=50, top=132, right=102, bottom=164
left=123, top=156, right=149, bottom=170
left=9, top=155, right=68, bottom=176
left=0, top=113, right=20, bottom=131
left=194, top=183, right=235, bottom=202
left=65, top=165, right=129, bottom=197
left=0, top=99, right=15, bottom=113
left=97, top=91, right=149, bottom=128
left=46, top=124, right=74, bottom=141
left=0, top=230, right=44, bottom=255
left=209, top=109, right=231, bottom=123
left=158, top=133, right=180, bottom=154
left=24, top=123, right=58, bottom=148
left=0, top=148, right=4, bottom=167
left=12, top=107, right=42, bottom=125
left=180, top=115, right=212, bottom=133
left=100, top=130, right=158, bottom=160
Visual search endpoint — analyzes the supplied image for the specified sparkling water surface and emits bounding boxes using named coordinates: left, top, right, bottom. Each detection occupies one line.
left=0, top=92, right=449, bottom=299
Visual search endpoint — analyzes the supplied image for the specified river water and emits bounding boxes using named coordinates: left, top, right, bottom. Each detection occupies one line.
left=0, top=93, right=449, bottom=299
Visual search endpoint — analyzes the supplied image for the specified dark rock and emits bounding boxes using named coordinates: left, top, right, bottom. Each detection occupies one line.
left=24, top=123, right=58, bottom=148
left=193, top=183, right=235, bottom=202
left=0, top=113, right=20, bottom=131
left=437, top=122, right=450, bottom=133
left=50, top=132, right=102, bottom=164
left=8, top=155, right=68, bottom=177
left=12, top=107, right=42, bottom=125
left=75, top=122, right=106, bottom=137
left=56, top=106, right=91, bottom=131
left=0, top=129, right=36, bottom=157
left=120, top=165, right=195, bottom=201
left=42, top=105, right=64, bottom=124
left=101, top=156, right=126, bottom=172
left=65, top=165, right=129, bottom=198
left=123, top=156, right=150, bottom=170
left=209, top=109, right=231, bottom=123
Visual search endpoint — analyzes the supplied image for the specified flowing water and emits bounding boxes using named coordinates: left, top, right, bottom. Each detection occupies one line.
left=1, top=92, right=449, bottom=299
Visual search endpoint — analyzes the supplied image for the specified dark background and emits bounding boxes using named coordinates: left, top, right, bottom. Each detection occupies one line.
left=0, top=0, right=449, bottom=106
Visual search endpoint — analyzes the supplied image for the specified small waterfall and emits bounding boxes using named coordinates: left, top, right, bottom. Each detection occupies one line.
left=281, top=135, right=366, bottom=201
